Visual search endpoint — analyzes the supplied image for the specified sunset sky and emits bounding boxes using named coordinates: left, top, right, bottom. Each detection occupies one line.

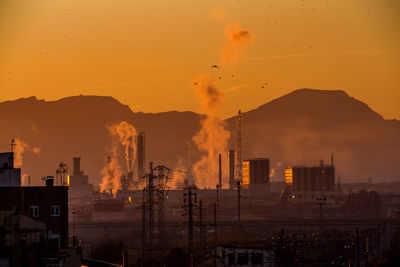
left=1, top=0, right=399, bottom=119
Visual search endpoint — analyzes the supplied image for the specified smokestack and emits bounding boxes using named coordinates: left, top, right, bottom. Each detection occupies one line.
left=46, top=176, right=54, bottom=187
left=331, top=153, right=334, bottom=167
left=137, top=132, right=145, bottom=178
left=73, top=157, right=81, bottom=175
left=218, top=154, right=222, bottom=189
left=10, top=139, right=15, bottom=168
left=229, top=150, right=235, bottom=189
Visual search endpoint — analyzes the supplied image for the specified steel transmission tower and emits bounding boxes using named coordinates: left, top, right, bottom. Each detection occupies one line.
left=141, top=162, right=170, bottom=259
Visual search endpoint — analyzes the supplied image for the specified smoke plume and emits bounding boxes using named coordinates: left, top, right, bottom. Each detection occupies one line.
left=171, top=157, right=187, bottom=189
left=188, top=13, right=253, bottom=188
left=99, top=147, right=123, bottom=196
left=192, top=74, right=230, bottom=188
left=221, top=22, right=253, bottom=63
left=107, top=121, right=138, bottom=173
left=99, top=121, right=138, bottom=195
left=13, top=138, right=41, bottom=168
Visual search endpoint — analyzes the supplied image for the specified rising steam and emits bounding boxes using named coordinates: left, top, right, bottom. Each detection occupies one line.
left=99, top=147, right=123, bottom=196
left=99, top=121, right=138, bottom=195
left=171, top=157, right=187, bottom=189
left=188, top=11, right=253, bottom=188
left=221, top=22, right=253, bottom=63
left=13, top=138, right=41, bottom=168
left=192, top=74, right=230, bottom=188
left=107, top=121, right=138, bottom=173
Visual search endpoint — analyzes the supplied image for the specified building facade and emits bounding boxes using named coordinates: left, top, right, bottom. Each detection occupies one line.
left=0, top=181, right=69, bottom=248
left=285, top=162, right=335, bottom=192
left=0, top=152, right=21, bottom=186
left=242, top=158, right=270, bottom=185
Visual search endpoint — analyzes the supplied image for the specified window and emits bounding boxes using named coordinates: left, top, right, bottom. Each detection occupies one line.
left=30, top=206, right=39, bottom=217
left=51, top=205, right=60, bottom=216
left=237, top=253, right=249, bottom=265
left=228, top=252, right=236, bottom=265
left=251, top=252, right=263, bottom=265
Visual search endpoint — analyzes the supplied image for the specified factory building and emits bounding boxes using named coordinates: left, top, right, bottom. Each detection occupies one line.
left=68, top=157, right=93, bottom=205
left=242, top=158, right=270, bottom=192
left=285, top=161, right=335, bottom=192
left=0, top=152, right=21, bottom=186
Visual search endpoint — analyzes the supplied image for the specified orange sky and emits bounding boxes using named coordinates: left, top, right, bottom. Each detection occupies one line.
left=1, top=0, right=399, bottom=119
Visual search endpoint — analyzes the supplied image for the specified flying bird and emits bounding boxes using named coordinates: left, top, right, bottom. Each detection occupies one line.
left=211, top=65, right=219, bottom=68
left=193, top=82, right=198, bottom=85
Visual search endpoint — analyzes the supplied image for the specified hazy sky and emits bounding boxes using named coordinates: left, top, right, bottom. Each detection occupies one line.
left=1, top=0, right=399, bottom=119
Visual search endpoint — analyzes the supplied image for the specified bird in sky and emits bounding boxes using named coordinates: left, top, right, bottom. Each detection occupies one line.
left=211, top=65, right=219, bottom=68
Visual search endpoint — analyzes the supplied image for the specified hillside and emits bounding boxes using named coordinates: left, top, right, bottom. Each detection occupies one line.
left=0, top=89, right=399, bottom=186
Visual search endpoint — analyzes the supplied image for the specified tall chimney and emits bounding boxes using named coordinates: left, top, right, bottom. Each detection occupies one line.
left=218, top=154, right=222, bottom=189
left=229, top=150, right=235, bottom=189
left=73, top=157, right=81, bottom=175
left=137, top=132, right=145, bottom=178
left=46, top=176, right=54, bottom=187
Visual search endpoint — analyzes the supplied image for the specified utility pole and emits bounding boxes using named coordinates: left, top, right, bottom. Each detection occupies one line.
left=216, top=184, right=219, bottom=206
left=316, top=196, right=326, bottom=239
left=356, top=227, right=360, bottom=267
left=72, top=209, right=77, bottom=247
left=213, top=202, right=217, bottom=240
left=218, top=154, right=222, bottom=189
left=237, top=181, right=241, bottom=224
left=141, top=188, right=146, bottom=258
left=199, top=199, right=205, bottom=247
left=183, top=186, right=197, bottom=264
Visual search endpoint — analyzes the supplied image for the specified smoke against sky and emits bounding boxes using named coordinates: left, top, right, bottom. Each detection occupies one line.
left=221, top=22, right=254, bottom=63
left=107, top=121, right=138, bottom=174
left=13, top=138, right=40, bottom=168
left=192, top=75, right=231, bottom=188
left=190, top=14, right=253, bottom=188
left=100, top=121, right=138, bottom=194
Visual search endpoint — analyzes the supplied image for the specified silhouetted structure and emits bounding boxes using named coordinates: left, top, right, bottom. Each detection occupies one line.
left=137, top=132, right=145, bottom=179
left=68, top=157, right=93, bottom=205
left=285, top=160, right=335, bottom=192
left=0, top=177, right=69, bottom=247
left=0, top=152, right=21, bottom=186
left=229, top=150, right=235, bottom=189
left=235, top=110, right=243, bottom=182
left=242, top=158, right=270, bottom=186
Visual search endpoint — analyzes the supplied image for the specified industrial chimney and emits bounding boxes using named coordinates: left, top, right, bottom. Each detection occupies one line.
left=137, top=132, right=145, bottom=179
left=218, top=154, right=222, bottom=189
left=73, top=157, right=81, bottom=175
left=229, top=150, right=235, bottom=189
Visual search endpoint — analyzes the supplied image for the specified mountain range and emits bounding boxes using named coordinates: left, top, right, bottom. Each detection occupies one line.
left=1, top=88, right=399, bottom=186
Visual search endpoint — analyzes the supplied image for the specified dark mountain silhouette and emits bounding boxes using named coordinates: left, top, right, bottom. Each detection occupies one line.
left=0, top=89, right=399, bottom=186
left=226, top=89, right=400, bottom=183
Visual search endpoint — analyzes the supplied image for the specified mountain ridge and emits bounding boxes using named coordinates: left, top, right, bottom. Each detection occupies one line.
left=0, top=89, right=399, bottom=186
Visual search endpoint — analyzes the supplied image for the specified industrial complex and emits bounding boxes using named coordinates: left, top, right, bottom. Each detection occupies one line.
left=1, top=112, right=399, bottom=267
